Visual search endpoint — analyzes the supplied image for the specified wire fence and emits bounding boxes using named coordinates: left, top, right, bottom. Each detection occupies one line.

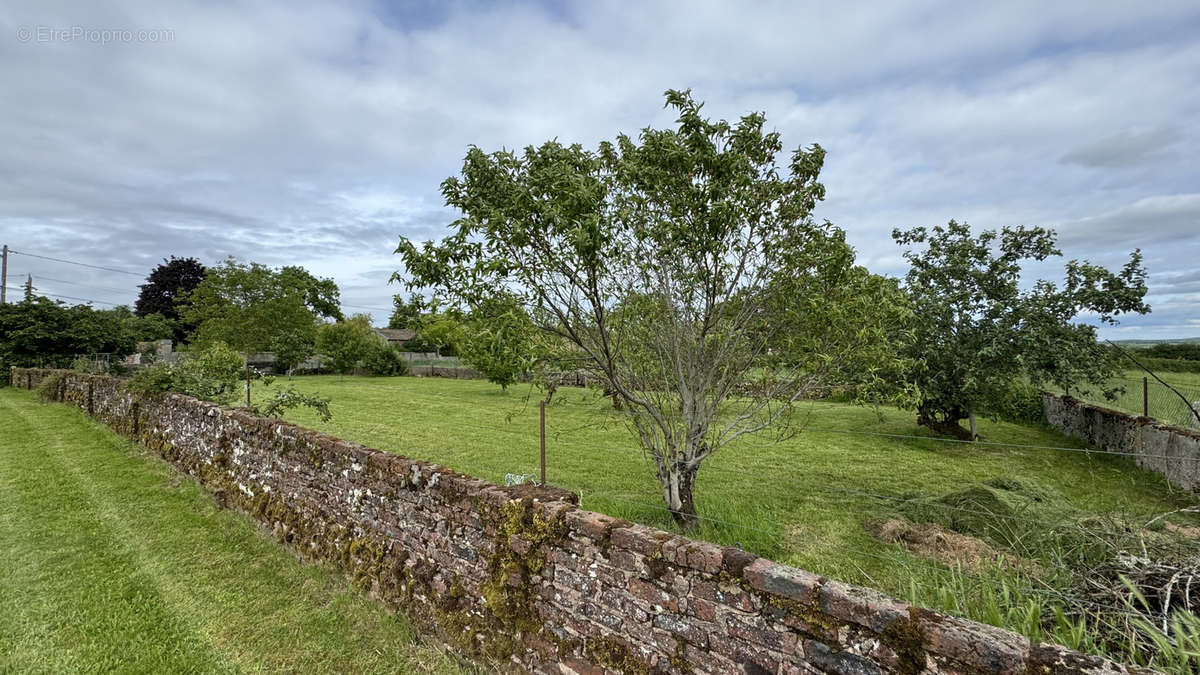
left=1063, top=375, right=1200, bottom=429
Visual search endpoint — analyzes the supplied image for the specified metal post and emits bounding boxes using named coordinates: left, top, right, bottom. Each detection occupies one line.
left=1143, top=376, right=1149, bottom=418
left=539, top=400, right=547, bottom=486
left=1, top=244, right=7, bottom=303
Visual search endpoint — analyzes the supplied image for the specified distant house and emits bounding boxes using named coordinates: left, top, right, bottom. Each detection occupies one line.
left=375, top=328, right=416, bottom=347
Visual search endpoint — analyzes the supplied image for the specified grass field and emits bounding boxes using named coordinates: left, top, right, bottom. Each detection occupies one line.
left=0, top=388, right=464, bottom=674
left=258, top=376, right=1197, bottom=606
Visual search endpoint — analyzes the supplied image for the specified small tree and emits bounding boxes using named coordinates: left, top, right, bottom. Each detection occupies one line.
left=398, top=89, right=908, bottom=530
left=894, top=220, right=1149, bottom=439
left=271, top=328, right=315, bottom=378
left=457, top=294, right=537, bottom=392
left=173, top=341, right=244, bottom=404
left=316, top=315, right=378, bottom=377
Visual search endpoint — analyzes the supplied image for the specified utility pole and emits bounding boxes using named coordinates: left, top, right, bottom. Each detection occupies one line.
left=1, top=244, right=7, bottom=304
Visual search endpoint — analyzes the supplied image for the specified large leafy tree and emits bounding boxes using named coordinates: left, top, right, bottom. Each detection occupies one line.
left=397, top=90, right=910, bottom=530
left=183, top=258, right=342, bottom=402
left=0, top=298, right=151, bottom=380
left=894, top=220, right=1149, bottom=439
left=135, top=256, right=207, bottom=342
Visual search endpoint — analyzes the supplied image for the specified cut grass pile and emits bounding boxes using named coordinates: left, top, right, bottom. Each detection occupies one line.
left=0, top=388, right=464, bottom=674
left=259, top=376, right=1196, bottom=593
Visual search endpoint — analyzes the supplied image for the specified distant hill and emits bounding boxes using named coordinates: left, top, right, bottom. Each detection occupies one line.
left=1112, top=337, right=1200, bottom=347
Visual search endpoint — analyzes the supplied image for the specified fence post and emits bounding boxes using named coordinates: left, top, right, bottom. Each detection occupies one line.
left=540, top=399, right=547, bottom=486
left=1143, top=376, right=1149, bottom=418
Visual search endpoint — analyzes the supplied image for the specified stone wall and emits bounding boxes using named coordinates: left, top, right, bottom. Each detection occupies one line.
left=12, top=368, right=1151, bottom=674
left=1042, top=393, right=1200, bottom=492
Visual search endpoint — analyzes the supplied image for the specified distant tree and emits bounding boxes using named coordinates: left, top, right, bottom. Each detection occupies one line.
left=1143, top=343, right=1200, bottom=362
left=278, top=265, right=344, bottom=321
left=0, top=298, right=143, bottom=380
left=388, top=293, right=426, bottom=329
left=397, top=89, right=908, bottom=530
left=457, top=294, right=537, bottom=392
left=98, top=306, right=175, bottom=343
left=270, top=328, right=316, bottom=378
left=135, top=256, right=207, bottom=342
left=22, top=275, right=35, bottom=302
left=316, top=315, right=379, bottom=377
left=409, top=311, right=464, bottom=356
left=894, top=220, right=1149, bottom=439
left=183, top=258, right=339, bottom=403
left=361, top=341, right=408, bottom=376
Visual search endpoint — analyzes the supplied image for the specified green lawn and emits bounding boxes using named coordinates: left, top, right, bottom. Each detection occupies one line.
left=259, top=376, right=1196, bottom=599
left=0, top=388, right=464, bottom=674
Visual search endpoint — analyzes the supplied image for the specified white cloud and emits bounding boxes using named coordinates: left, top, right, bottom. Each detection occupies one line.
left=0, top=0, right=1197, bottom=336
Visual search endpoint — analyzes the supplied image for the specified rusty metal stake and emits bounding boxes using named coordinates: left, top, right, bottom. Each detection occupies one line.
left=540, top=399, right=547, bottom=486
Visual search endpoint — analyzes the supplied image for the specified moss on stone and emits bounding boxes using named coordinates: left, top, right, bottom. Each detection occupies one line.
left=879, top=609, right=926, bottom=675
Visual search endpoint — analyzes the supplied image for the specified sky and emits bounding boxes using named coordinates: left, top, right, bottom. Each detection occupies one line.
left=1, top=0, right=1198, bottom=338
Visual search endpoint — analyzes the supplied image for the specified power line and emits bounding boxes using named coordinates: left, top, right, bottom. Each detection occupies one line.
left=9, top=249, right=143, bottom=277
left=38, top=292, right=123, bottom=307
left=8, top=272, right=136, bottom=297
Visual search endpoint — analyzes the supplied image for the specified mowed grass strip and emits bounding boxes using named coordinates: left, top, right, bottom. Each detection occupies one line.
left=0, top=388, right=464, bottom=674
left=262, top=375, right=1194, bottom=594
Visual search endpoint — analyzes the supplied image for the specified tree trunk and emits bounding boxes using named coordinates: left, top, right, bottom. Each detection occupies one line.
left=661, top=463, right=699, bottom=532
left=967, top=410, right=978, bottom=440
left=245, top=362, right=252, bottom=407
left=917, top=401, right=973, bottom=440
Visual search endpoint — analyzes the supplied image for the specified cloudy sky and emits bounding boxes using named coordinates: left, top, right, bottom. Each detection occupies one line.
left=1, top=1, right=1197, bottom=337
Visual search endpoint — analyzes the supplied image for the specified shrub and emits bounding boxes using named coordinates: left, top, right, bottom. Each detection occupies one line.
left=255, top=385, right=333, bottom=422
left=126, top=363, right=174, bottom=396
left=985, top=378, right=1044, bottom=424
left=362, top=342, right=408, bottom=376
left=34, top=373, right=65, bottom=403
left=173, top=342, right=243, bottom=404
left=71, top=356, right=110, bottom=375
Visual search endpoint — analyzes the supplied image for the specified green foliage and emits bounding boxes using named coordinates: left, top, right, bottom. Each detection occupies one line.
left=71, top=356, right=109, bottom=375
left=0, top=298, right=163, bottom=383
left=270, top=328, right=316, bottom=376
left=1142, top=343, right=1200, bottom=361
left=984, top=378, right=1045, bottom=424
left=123, top=343, right=244, bottom=405
left=172, top=342, right=244, bottom=404
left=397, top=88, right=909, bottom=528
left=134, top=256, right=207, bottom=342
left=406, top=311, right=463, bottom=356
left=387, top=293, right=426, bottom=330
left=894, top=220, right=1149, bottom=438
left=255, top=385, right=333, bottom=422
left=360, top=341, right=408, bottom=376
left=316, top=315, right=379, bottom=375
left=457, top=295, right=537, bottom=391
left=1134, top=355, right=1200, bottom=374
left=34, top=373, right=64, bottom=403
left=183, top=258, right=337, bottom=355
left=126, top=363, right=175, bottom=396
